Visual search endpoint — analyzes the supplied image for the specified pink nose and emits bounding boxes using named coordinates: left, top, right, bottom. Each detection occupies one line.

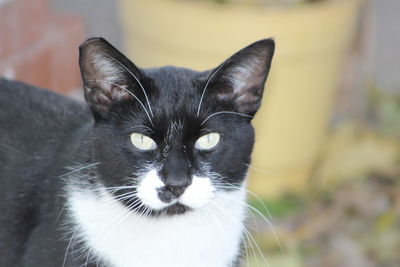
left=157, top=185, right=187, bottom=203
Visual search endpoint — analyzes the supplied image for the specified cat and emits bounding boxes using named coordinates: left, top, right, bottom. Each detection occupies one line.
left=0, top=37, right=275, bottom=267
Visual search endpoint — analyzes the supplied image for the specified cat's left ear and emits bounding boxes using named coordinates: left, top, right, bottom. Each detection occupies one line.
left=208, top=39, right=275, bottom=116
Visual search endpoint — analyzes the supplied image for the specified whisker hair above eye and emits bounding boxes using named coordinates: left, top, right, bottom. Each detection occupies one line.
left=196, top=62, right=227, bottom=117
left=85, top=80, right=154, bottom=127
left=129, top=125, right=154, bottom=134
left=200, top=111, right=253, bottom=125
left=99, top=53, right=154, bottom=118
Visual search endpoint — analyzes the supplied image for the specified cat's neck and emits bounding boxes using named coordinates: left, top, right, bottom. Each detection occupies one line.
left=66, top=185, right=247, bottom=267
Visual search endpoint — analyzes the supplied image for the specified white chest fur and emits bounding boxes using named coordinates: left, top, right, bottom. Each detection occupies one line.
left=67, top=189, right=246, bottom=267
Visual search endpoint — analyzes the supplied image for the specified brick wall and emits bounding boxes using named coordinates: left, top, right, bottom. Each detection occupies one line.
left=0, top=0, right=84, bottom=94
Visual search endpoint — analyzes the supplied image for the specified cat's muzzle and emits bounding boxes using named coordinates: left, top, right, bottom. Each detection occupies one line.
left=157, top=185, right=187, bottom=203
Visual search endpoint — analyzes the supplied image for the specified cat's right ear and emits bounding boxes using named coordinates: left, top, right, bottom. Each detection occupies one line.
left=79, top=38, right=145, bottom=119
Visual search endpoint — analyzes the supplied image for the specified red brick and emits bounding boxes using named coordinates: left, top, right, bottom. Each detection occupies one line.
left=0, top=0, right=50, bottom=59
left=13, top=45, right=52, bottom=89
left=48, top=16, right=85, bottom=93
left=0, top=0, right=85, bottom=94
left=0, top=37, right=53, bottom=91
left=0, top=18, right=84, bottom=94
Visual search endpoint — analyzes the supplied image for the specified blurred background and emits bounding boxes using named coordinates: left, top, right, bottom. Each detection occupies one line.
left=1, top=0, right=399, bottom=266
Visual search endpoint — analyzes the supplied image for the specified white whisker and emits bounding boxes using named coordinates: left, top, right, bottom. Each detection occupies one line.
left=100, top=53, right=154, bottom=118
left=95, top=198, right=143, bottom=255
left=93, top=185, right=139, bottom=193
left=62, top=226, right=79, bottom=267
left=60, top=162, right=100, bottom=177
left=84, top=246, right=92, bottom=267
left=215, top=182, right=273, bottom=219
left=85, top=80, right=154, bottom=127
left=128, top=204, right=151, bottom=234
left=244, top=163, right=279, bottom=176
left=210, top=201, right=271, bottom=267
left=203, top=206, right=234, bottom=266
left=129, top=125, right=154, bottom=134
left=200, top=111, right=253, bottom=125
left=241, top=228, right=251, bottom=267
left=196, top=63, right=226, bottom=117
left=216, top=194, right=284, bottom=253
left=94, top=191, right=138, bottom=210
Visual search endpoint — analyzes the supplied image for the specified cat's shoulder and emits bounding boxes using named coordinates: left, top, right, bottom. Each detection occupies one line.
left=0, top=78, right=90, bottom=122
left=0, top=78, right=93, bottom=182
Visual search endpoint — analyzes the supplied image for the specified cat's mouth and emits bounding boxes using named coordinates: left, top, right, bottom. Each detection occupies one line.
left=118, top=194, right=191, bottom=216
left=135, top=169, right=216, bottom=215
left=138, top=186, right=191, bottom=215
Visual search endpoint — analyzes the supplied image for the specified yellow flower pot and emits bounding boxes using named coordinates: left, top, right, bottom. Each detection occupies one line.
left=118, top=0, right=364, bottom=198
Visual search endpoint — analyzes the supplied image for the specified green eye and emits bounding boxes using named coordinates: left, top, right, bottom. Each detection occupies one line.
left=130, top=133, right=157, bottom=151
left=195, top=133, right=220, bottom=151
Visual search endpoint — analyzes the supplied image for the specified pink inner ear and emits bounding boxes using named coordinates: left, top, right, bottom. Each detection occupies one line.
left=212, top=53, right=269, bottom=115
left=110, top=85, right=132, bottom=101
left=82, top=48, right=135, bottom=110
left=85, top=86, right=112, bottom=115
left=85, top=83, right=134, bottom=116
left=217, top=65, right=265, bottom=102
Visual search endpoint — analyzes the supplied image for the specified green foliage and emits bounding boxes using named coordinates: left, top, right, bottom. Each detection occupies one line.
left=248, top=193, right=305, bottom=218
left=374, top=92, right=400, bottom=137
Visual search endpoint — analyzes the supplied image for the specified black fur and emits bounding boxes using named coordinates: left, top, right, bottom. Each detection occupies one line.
left=0, top=38, right=274, bottom=266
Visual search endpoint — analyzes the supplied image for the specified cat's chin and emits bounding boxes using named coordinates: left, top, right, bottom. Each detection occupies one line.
left=120, top=197, right=192, bottom=217
left=140, top=203, right=191, bottom=217
left=163, top=203, right=190, bottom=215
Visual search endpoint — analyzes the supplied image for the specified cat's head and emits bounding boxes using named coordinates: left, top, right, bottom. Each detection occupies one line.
left=79, top=37, right=274, bottom=216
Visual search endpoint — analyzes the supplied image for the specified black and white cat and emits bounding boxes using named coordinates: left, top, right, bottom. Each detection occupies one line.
left=0, top=37, right=274, bottom=267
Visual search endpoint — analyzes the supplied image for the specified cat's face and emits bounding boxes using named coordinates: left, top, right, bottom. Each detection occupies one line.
left=79, top=38, right=274, bottom=216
